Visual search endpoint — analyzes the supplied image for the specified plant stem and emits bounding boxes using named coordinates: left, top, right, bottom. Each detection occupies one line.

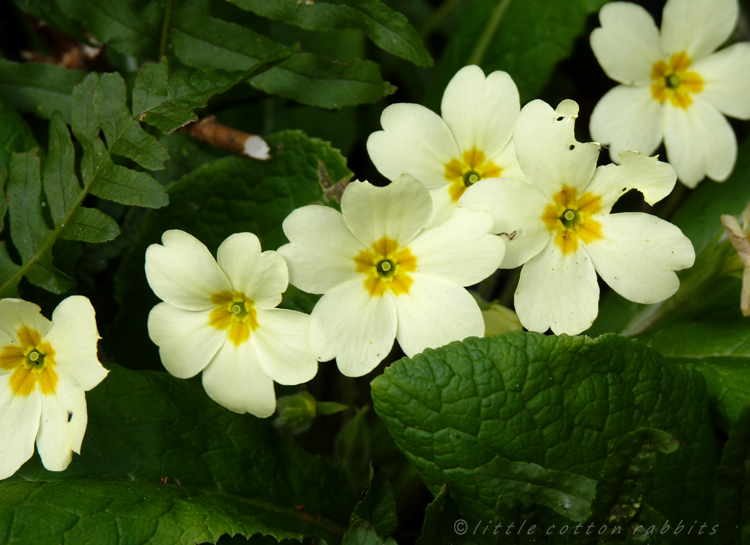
left=159, top=0, right=176, bottom=60
left=420, top=0, right=465, bottom=40
left=467, top=0, right=514, bottom=66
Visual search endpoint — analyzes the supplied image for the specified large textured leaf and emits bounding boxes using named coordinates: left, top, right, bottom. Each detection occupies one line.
left=371, top=332, right=716, bottom=543
left=227, top=0, right=432, bottom=67
left=427, top=0, right=608, bottom=105
left=714, top=405, right=750, bottom=544
left=171, top=4, right=393, bottom=108
left=0, top=59, right=87, bottom=122
left=4, top=364, right=352, bottom=544
left=108, top=130, right=350, bottom=370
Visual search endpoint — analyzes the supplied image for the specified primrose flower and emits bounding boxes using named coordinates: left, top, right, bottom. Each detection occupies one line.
left=721, top=204, right=750, bottom=316
left=278, top=174, right=505, bottom=377
left=590, top=0, right=750, bottom=187
left=367, top=65, right=522, bottom=227
left=145, top=231, right=317, bottom=417
left=460, top=99, right=695, bottom=335
left=0, top=296, right=108, bottom=480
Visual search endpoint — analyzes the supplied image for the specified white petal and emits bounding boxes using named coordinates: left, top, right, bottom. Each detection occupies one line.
left=663, top=98, right=737, bottom=186
left=201, top=341, right=276, bottom=417
left=0, top=299, right=52, bottom=343
left=409, top=208, right=504, bottom=285
left=36, top=379, right=87, bottom=471
left=394, top=275, right=484, bottom=357
left=513, top=100, right=601, bottom=197
left=492, top=140, right=525, bottom=181
left=44, top=296, right=107, bottom=392
left=660, top=0, right=738, bottom=60
left=586, top=152, right=677, bottom=214
left=308, top=279, right=397, bottom=377
left=589, top=85, right=664, bottom=164
left=147, top=303, right=226, bottom=379
left=441, top=66, right=520, bottom=159
left=585, top=213, right=695, bottom=304
left=367, top=103, right=459, bottom=189
left=459, top=178, right=552, bottom=269
left=692, top=43, right=750, bottom=119
left=514, top=242, right=599, bottom=335
left=0, top=375, right=40, bottom=479
left=251, top=308, right=318, bottom=385
left=217, top=233, right=288, bottom=308
left=590, top=2, right=662, bottom=86
left=342, top=176, right=432, bottom=247
left=145, top=230, right=232, bottom=311
left=278, top=205, right=364, bottom=294
left=425, top=185, right=459, bottom=229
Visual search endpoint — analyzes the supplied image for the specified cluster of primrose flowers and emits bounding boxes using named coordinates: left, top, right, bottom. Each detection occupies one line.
left=1, top=0, right=749, bottom=482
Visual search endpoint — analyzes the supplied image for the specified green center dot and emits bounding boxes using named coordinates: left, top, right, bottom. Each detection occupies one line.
left=463, top=171, right=481, bottom=186
left=665, top=74, right=681, bottom=89
left=561, top=209, right=578, bottom=228
left=377, top=259, right=395, bottom=277
left=27, top=350, right=45, bottom=369
left=232, top=302, right=248, bottom=319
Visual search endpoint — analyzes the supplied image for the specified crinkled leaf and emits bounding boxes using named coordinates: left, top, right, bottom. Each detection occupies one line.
left=350, top=464, right=398, bottom=538
left=0, top=59, right=87, bottom=122
left=42, top=111, right=79, bottom=226
left=427, top=0, right=608, bottom=105
left=0, top=95, right=38, bottom=171
left=6, top=150, right=73, bottom=293
left=714, top=405, right=750, bottom=544
left=228, top=0, right=432, bottom=67
left=93, top=72, right=168, bottom=170
left=171, top=4, right=392, bottom=108
left=640, top=320, right=750, bottom=431
left=108, top=130, right=350, bottom=370
left=59, top=206, right=120, bottom=243
left=370, top=332, right=715, bottom=543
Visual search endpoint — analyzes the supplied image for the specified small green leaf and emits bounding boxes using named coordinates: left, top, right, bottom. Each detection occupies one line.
left=90, top=160, right=169, bottom=208
left=227, top=0, right=432, bottom=67
left=317, top=401, right=348, bottom=416
left=714, top=405, right=750, bottom=544
left=0, top=59, right=87, bottom=122
left=93, top=72, right=169, bottom=170
left=71, top=72, right=102, bottom=146
left=350, top=464, right=398, bottom=538
left=0, top=95, right=38, bottom=171
left=60, top=206, right=121, bottom=243
left=43, top=111, right=79, bottom=226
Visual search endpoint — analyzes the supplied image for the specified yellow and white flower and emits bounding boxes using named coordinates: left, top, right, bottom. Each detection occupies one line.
left=460, top=99, right=695, bottom=335
left=0, top=296, right=108, bottom=480
left=278, top=175, right=505, bottom=377
left=367, top=65, right=523, bottom=227
left=721, top=203, right=750, bottom=316
left=590, top=0, right=750, bottom=187
left=145, top=231, right=317, bottom=417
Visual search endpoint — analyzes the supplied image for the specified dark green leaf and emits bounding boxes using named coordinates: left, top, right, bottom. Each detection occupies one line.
left=42, top=111, right=79, bottom=226
left=417, top=485, right=476, bottom=545
left=0, top=167, right=7, bottom=234
left=427, top=0, right=608, bottom=106
left=108, top=130, right=350, bottom=369
left=171, top=5, right=392, bottom=108
left=93, top=72, right=169, bottom=170
left=89, top=160, right=169, bottom=208
left=12, top=0, right=87, bottom=41
left=317, top=401, right=348, bottom=416
left=351, top=464, right=398, bottom=538
left=60, top=206, right=121, bottom=243
left=343, top=520, right=398, bottom=545
left=227, top=0, right=432, bottom=67
left=0, top=59, right=87, bottom=123
left=71, top=72, right=101, bottom=146
left=0, top=242, right=21, bottom=297
left=714, top=405, right=750, bottom=545
left=370, top=332, right=716, bottom=542
left=0, top=95, right=38, bottom=171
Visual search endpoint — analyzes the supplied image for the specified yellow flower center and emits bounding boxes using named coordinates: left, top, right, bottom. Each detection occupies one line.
left=209, top=291, right=259, bottom=346
left=542, top=185, right=603, bottom=255
left=0, top=326, right=58, bottom=397
left=444, top=147, right=502, bottom=202
left=651, top=52, right=704, bottom=109
left=354, top=237, right=417, bottom=297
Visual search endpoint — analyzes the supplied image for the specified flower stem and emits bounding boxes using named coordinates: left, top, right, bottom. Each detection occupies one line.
left=159, top=0, right=176, bottom=60
left=467, top=0, right=514, bottom=66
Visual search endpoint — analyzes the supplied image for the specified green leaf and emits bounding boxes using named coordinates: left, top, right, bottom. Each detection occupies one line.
left=108, top=130, right=351, bottom=370
left=89, top=160, right=169, bottom=207
left=227, top=0, right=432, bottom=67
left=93, top=72, right=169, bottom=170
left=343, top=521, right=398, bottom=545
left=0, top=167, right=7, bottom=234
left=714, top=405, right=750, bottom=544
left=0, top=59, right=87, bottom=122
left=427, top=0, right=608, bottom=105
left=171, top=4, right=393, bottom=108
left=585, top=429, right=678, bottom=537
left=0, top=95, right=38, bottom=171
left=12, top=0, right=87, bottom=41
left=42, top=112, right=79, bottom=226
left=640, top=320, right=750, bottom=431
left=59, top=206, right=121, bottom=243
left=370, top=332, right=716, bottom=540
left=6, top=363, right=353, bottom=543
left=350, top=464, right=398, bottom=538
left=6, top=150, right=74, bottom=293
left=417, top=485, right=475, bottom=545
left=0, top=242, right=21, bottom=297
